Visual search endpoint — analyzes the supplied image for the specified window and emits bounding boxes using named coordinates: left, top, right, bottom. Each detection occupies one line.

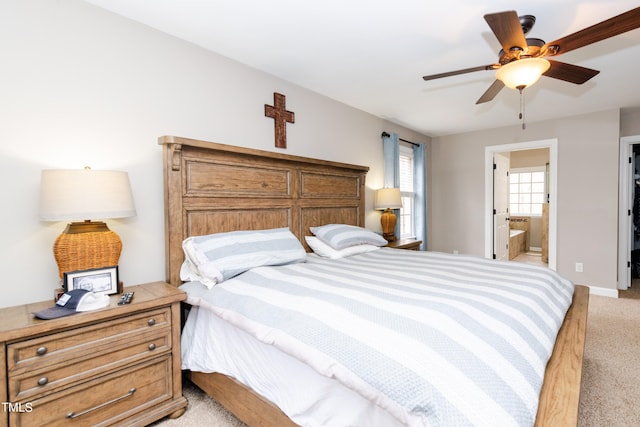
left=398, top=144, right=415, bottom=238
left=509, top=167, right=546, bottom=215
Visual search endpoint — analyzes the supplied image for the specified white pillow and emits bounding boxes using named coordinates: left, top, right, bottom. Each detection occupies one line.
left=181, top=227, right=306, bottom=288
left=309, top=224, right=387, bottom=250
left=305, top=236, right=380, bottom=259
left=180, top=258, right=219, bottom=289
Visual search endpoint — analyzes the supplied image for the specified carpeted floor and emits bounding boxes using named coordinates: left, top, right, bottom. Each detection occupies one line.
left=152, top=380, right=246, bottom=427
left=155, top=286, right=640, bottom=427
left=579, top=285, right=640, bottom=426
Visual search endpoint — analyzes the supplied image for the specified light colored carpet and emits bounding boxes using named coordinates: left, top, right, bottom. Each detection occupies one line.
left=151, top=380, right=246, bottom=427
left=155, top=290, right=640, bottom=426
left=579, top=291, right=640, bottom=426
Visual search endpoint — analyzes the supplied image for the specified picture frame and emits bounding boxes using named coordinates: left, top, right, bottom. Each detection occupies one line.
left=64, top=266, right=120, bottom=295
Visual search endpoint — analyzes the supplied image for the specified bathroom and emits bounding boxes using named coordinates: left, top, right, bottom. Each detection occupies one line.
left=508, top=148, right=549, bottom=265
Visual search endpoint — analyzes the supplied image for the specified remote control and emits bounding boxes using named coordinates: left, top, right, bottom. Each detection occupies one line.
left=118, top=291, right=134, bottom=305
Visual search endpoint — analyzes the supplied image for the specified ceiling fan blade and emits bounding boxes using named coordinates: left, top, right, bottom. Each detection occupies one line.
left=422, top=64, right=497, bottom=81
left=541, top=7, right=640, bottom=56
left=476, top=80, right=505, bottom=104
left=484, top=11, right=528, bottom=55
left=543, top=60, right=600, bottom=84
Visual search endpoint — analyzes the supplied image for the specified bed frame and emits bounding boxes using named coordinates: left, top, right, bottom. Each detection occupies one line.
left=159, top=135, right=589, bottom=427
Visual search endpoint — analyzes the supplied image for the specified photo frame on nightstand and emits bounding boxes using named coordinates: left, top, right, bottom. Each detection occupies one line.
left=64, top=266, right=121, bottom=295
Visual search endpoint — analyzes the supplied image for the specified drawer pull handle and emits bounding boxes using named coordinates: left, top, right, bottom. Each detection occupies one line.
left=148, top=319, right=156, bottom=326
left=36, top=346, right=48, bottom=356
left=148, top=343, right=156, bottom=351
left=37, top=377, right=48, bottom=386
left=66, top=387, right=136, bottom=419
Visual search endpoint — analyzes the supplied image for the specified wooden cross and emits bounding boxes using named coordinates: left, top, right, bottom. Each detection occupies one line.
left=264, top=92, right=295, bottom=149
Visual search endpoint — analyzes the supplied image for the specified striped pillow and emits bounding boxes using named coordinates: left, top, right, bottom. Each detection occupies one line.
left=309, top=224, right=387, bottom=250
left=305, top=236, right=380, bottom=259
left=182, top=227, right=306, bottom=288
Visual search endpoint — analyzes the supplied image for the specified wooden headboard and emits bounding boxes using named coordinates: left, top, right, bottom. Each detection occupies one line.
left=159, top=135, right=369, bottom=286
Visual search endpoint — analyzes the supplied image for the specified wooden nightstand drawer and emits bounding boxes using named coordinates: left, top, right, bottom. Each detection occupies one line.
left=10, top=355, right=172, bottom=427
left=9, top=326, right=171, bottom=401
left=7, top=307, right=170, bottom=374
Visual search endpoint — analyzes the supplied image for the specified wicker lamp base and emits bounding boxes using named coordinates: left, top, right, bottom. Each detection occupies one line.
left=53, top=221, right=122, bottom=279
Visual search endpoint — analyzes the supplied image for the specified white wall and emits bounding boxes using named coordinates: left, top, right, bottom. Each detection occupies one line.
left=621, top=107, right=640, bottom=137
left=430, top=109, right=621, bottom=291
left=0, top=0, right=428, bottom=307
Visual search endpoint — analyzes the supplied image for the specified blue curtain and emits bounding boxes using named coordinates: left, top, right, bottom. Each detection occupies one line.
left=382, top=132, right=427, bottom=249
left=382, top=132, right=400, bottom=187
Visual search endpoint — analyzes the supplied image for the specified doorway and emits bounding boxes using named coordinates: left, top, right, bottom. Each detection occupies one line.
left=485, top=139, right=558, bottom=270
left=618, top=135, right=640, bottom=290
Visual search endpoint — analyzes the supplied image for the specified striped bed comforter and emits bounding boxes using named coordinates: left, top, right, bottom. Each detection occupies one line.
left=181, top=248, right=574, bottom=427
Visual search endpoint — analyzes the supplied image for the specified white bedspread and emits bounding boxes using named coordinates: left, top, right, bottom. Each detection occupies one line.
left=181, top=249, right=574, bottom=427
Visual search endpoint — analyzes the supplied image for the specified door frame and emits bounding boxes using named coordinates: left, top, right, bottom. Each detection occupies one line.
left=484, top=138, right=558, bottom=270
left=618, top=135, right=640, bottom=290
left=493, top=152, right=510, bottom=261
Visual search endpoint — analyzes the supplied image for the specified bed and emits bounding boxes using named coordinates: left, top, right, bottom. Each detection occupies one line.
left=159, top=135, right=589, bottom=427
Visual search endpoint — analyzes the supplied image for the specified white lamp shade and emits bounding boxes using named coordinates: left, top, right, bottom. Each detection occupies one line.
left=39, top=169, right=136, bottom=221
left=495, top=58, right=551, bottom=90
left=374, top=188, right=402, bottom=210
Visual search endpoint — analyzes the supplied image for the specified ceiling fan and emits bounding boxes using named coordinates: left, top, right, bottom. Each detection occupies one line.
left=422, top=7, right=640, bottom=104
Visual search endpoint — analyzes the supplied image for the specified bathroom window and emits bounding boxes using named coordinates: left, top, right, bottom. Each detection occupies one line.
left=399, top=144, right=415, bottom=238
left=509, top=167, right=546, bottom=215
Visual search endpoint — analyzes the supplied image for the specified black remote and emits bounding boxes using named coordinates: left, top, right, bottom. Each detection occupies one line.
left=118, top=291, right=134, bottom=305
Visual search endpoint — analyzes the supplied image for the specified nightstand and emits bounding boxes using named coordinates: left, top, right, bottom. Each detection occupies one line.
left=0, top=282, right=187, bottom=427
left=386, top=238, right=422, bottom=250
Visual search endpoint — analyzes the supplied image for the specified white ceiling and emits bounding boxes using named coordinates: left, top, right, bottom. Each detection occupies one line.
left=84, top=0, right=640, bottom=137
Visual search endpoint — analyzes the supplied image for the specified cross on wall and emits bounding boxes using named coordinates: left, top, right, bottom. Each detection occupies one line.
left=264, top=92, right=295, bottom=149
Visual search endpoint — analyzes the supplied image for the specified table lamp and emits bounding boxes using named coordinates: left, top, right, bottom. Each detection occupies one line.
left=374, top=188, right=402, bottom=242
left=39, top=167, right=136, bottom=279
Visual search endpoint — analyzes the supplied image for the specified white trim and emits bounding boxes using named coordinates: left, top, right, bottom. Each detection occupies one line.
left=485, top=139, right=558, bottom=270
left=618, top=135, right=640, bottom=289
left=588, top=286, right=619, bottom=298
left=398, top=144, right=415, bottom=239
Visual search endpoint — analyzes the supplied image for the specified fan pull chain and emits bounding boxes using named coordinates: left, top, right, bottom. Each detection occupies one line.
left=518, top=85, right=526, bottom=130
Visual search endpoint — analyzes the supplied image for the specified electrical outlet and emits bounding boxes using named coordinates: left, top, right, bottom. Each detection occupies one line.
left=575, top=262, right=583, bottom=273
left=453, top=250, right=459, bottom=255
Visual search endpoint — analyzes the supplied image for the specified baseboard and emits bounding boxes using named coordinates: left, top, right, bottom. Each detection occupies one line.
left=587, top=286, right=618, bottom=298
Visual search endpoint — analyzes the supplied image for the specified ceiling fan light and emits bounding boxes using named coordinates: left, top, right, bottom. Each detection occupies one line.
left=495, top=58, right=551, bottom=90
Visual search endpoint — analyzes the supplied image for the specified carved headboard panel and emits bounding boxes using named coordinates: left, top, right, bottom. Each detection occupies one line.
left=159, top=135, right=369, bottom=286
